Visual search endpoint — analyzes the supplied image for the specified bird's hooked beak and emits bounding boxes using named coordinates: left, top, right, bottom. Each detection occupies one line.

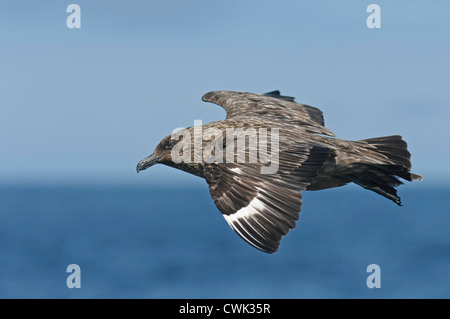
left=136, top=153, right=161, bottom=173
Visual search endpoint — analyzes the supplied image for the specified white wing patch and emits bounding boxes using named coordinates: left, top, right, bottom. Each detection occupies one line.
left=222, top=195, right=286, bottom=253
left=223, top=197, right=264, bottom=250
left=230, top=167, right=242, bottom=174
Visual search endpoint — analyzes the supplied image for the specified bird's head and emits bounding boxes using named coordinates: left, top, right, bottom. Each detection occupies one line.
left=136, top=125, right=211, bottom=177
left=136, top=135, right=178, bottom=173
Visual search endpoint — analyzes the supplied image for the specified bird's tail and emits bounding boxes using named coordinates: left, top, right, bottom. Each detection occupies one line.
left=346, top=135, right=422, bottom=205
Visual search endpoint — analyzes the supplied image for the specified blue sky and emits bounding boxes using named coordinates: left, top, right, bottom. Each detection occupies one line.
left=0, top=1, right=449, bottom=186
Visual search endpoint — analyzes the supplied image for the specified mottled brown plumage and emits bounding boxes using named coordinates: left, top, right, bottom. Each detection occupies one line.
left=137, top=90, right=422, bottom=253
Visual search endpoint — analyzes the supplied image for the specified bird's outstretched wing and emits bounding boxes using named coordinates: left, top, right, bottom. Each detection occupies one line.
left=203, top=144, right=331, bottom=253
left=202, top=90, right=335, bottom=137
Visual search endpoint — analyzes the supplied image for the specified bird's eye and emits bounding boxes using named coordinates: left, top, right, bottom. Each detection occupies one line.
left=165, top=140, right=175, bottom=149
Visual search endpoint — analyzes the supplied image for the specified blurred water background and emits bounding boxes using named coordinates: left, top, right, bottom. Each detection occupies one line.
left=0, top=183, right=448, bottom=298
left=1, top=0, right=449, bottom=299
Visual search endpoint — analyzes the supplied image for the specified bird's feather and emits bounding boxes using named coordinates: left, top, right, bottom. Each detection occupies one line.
left=204, top=144, right=331, bottom=253
left=202, top=91, right=335, bottom=137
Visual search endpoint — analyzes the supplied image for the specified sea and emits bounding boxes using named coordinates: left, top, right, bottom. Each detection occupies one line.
left=0, top=183, right=449, bottom=299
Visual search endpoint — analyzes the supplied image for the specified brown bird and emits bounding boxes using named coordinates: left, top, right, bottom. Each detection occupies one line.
left=136, top=90, right=422, bottom=253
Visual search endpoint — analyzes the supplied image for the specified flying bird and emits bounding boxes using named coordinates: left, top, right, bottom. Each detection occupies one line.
left=136, top=90, right=422, bottom=253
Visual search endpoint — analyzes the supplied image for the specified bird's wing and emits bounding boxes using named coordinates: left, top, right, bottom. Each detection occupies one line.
left=202, top=90, right=335, bottom=137
left=203, top=144, right=331, bottom=253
